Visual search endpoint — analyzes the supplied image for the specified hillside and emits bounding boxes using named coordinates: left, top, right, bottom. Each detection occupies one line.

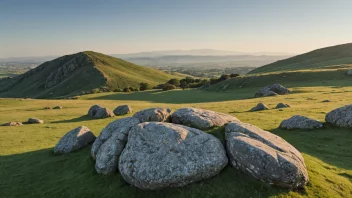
left=0, top=51, right=176, bottom=98
left=250, top=43, right=352, bottom=74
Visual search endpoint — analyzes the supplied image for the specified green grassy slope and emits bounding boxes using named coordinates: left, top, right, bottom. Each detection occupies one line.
left=250, top=43, right=352, bottom=74
left=0, top=85, right=352, bottom=197
left=0, top=51, right=177, bottom=98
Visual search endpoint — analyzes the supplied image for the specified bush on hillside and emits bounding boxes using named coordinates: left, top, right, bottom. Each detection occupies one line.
left=123, top=87, right=131, bottom=92
left=140, top=82, right=152, bottom=91
left=167, top=78, right=180, bottom=87
left=113, top=88, right=122, bottom=92
left=91, top=88, right=100, bottom=94
left=162, top=83, right=176, bottom=91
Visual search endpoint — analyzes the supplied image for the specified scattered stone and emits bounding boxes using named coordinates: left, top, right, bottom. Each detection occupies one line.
left=171, top=108, right=239, bottom=130
left=54, top=126, right=96, bottom=154
left=326, top=104, right=352, bottom=127
left=276, top=103, right=290, bottom=109
left=280, top=115, right=323, bottom=130
left=225, top=121, right=309, bottom=189
left=113, top=105, right=133, bottom=116
left=53, top=106, right=63, bottom=109
left=87, top=105, right=114, bottom=119
left=119, top=122, right=228, bottom=190
left=255, top=84, right=290, bottom=97
left=1, top=122, right=23, bottom=126
left=133, top=107, right=172, bottom=122
left=27, top=118, right=44, bottom=124
left=250, top=103, right=269, bottom=112
left=44, top=107, right=52, bottom=110
left=91, top=117, right=140, bottom=160
left=346, top=70, right=352, bottom=76
left=322, top=100, right=331, bottom=103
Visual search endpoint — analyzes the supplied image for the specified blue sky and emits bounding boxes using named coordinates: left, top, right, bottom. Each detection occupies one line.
left=0, top=0, right=351, bottom=57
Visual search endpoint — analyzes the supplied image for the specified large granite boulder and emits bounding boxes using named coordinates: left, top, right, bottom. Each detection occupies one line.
left=255, top=84, right=290, bottom=97
left=171, top=108, right=239, bottom=130
left=225, top=121, right=308, bottom=189
left=325, top=104, right=352, bottom=127
left=113, top=105, right=133, bottom=116
left=27, top=118, right=44, bottom=124
left=87, top=105, right=114, bottom=119
left=119, top=122, right=228, bottom=190
left=250, top=103, right=269, bottom=112
left=92, top=117, right=140, bottom=175
left=280, top=115, right=323, bottom=130
left=133, top=107, right=172, bottom=122
left=1, top=122, right=23, bottom=126
left=54, top=126, right=96, bottom=154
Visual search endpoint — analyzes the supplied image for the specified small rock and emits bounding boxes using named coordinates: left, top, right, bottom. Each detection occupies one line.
left=255, top=84, right=290, bottom=97
left=276, top=103, right=290, bottom=109
left=53, top=106, right=63, bottom=109
left=54, top=126, right=96, bottom=154
left=113, top=105, right=133, bottom=116
left=346, top=70, right=352, bottom=76
left=250, top=103, right=269, bottom=112
left=326, top=104, right=352, bottom=127
left=1, top=122, right=23, bottom=126
left=133, top=107, right=172, bottom=122
left=322, top=100, right=330, bottom=103
left=44, top=107, right=52, bottom=110
left=27, top=118, right=44, bottom=124
left=280, top=115, right=323, bottom=130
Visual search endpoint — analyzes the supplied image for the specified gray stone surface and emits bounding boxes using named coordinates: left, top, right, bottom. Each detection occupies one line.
left=225, top=121, right=309, bottom=188
left=119, top=122, right=228, bottom=190
left=54, top=126, right=96, bottom=154
left=255, top=84, right=290, bottom=97
left=53, top=106, right=63, bottom=109
left=1, top=122, right=23, bottom=126
left=28, top=118, right=44, bottom=124
left=171, top=107, right=239, bottom=130
left=133, top=107, right=172, bottom=122
left=91, top=117, right=140, bottom=160
left=346, top=70, right=352, bottom=76
left=326, top=104, right=352, bottom=127
left=250, top=103, right=269, bottom=112
left=87, top=105, right=114, bottom=119
left=113, top=105, right=133, bottom=116
left=276, top=103, right=290, bottom=109
left=280, top=115, right=323, bottom=130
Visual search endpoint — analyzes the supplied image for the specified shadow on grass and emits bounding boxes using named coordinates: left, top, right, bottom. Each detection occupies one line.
left=270, top=127, right=352, bottom=170
left=86, top=89, right=255, bottom=104
left=51, top=115, right=94, bottom=124
left=0, top=144, right=290, bottom=198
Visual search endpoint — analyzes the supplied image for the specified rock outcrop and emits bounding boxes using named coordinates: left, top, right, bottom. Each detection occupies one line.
left=54, top=126, right=96, bottom=154
left=325, top=104, right=352, bottom=127
left=113, top=105, right=133, bottom=116
left=255, top=84, right=290, bottom=97
left=171, top=108, right=239, bottom=130
left=280, top=115, right=323, bottom=130
left=119, top=122, right=228, bottom=190
left=133, top=107, right=172, bottom=122
left=250, top=103, right=269, bottom=112
left=225, top=121, right=308, bottom=188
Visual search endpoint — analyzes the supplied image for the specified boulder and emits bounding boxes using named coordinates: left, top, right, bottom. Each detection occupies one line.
left=255, top=84, right=290, bottom=97
left=171, top=108, right=239, bottom=130
left=1, top=122, right=23, bottom=126
left=133, top=107, right=172, bottom=122
left=225, top=121, right=308, bottom=188
left=113, top=105, right=133, bottom=116
left=91, top=117, right=139, bottom=159
left=322, top=100, right=331, bottom=103
left=87, top=105, right=114, bottom=119
left=250, top=103, right=269, bottom=112
left=27, top=118, right=44, bottom=124
left=280, top=115, right=323, bottom=130
left=44, top=107, right=52, bottom=110
left=119, top=122, right=228, bottom=190
left=53, top=106, right=63, bottom=109
left=325, top=104, right=352, bottom=127
left=276, top=103, right=290, bottom=109
left=346, top=70, right=352, bottom=76
left=54, top=126, right=96, bottom=154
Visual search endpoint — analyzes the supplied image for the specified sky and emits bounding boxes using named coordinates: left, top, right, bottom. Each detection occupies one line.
left=0, top=0, right=352, bottom=58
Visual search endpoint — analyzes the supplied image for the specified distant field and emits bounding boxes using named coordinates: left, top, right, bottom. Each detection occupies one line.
left=0, top=83, right=352, bottom=197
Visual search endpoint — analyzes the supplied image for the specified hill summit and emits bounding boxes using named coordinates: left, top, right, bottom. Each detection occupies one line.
left=250, top=43, right=352, bottom=74
left=0, top=51, right=176, bottom=98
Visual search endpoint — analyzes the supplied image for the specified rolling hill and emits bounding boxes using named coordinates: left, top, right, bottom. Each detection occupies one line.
left=250, top=43, right=352, bottom=74
left=0, top=51, right=176, bottom=98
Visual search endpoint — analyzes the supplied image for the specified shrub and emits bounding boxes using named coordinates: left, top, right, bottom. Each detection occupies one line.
left=167, top=78, right=180, bottom=87
left=113, top=88, right=122, bottom=92
left=91, top=88, right=100, bottom=94
left=162, top=83, right=176, bottom=91
left=140, top=82, right=152, bottom=91
left=129, top=87, right=135, bottom=92
left=123, top=87, right=131, bottom=92
left=230, top=73, right=240, bottom=78
left=134, top=88, right=140, bottom=92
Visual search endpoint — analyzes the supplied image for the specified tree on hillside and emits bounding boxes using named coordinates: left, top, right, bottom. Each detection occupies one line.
left=140, top=82, right=152, bottom=91
left=162, top=83, right=176, bottom=91
left=167, top=78, right=180, bottom=87
left=123, top=87, right=131, bottom=92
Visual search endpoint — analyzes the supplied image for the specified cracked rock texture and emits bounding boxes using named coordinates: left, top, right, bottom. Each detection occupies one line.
left=255, top=84, right=290, bottom=97
left=225, top=121, right=308, bottom=189
left=133, top=107, right=172, bottom=122
left=119, top=122, right=228, bottom=190
left=113, top=105, right=133, bottom=116
left=171, top=108, right=239, bottom=130
left=326, top=104, right=352, bottom=127
left=280, top=115, right=323, bottom=130
left=54, top=126, right=96, bottom=154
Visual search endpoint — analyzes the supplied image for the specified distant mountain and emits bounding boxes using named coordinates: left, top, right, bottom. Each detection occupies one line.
left=0, top=51, right=176, bottom=98
left=250, top=43, right=352, bottom=74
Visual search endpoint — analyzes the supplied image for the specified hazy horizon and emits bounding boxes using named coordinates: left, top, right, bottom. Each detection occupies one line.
left=1, top=0, right=352, bottom=58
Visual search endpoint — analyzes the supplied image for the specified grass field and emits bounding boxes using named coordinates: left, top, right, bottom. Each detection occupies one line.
left=1, top=85, right=352, bottom=197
